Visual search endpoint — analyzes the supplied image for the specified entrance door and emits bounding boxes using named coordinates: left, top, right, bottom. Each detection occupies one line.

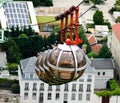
left=39, top=93, right=44, bottom=103
left=63, top=101, right=67, bottom=103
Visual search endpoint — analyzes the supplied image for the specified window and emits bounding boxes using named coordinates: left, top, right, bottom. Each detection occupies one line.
left=48, top=85, right=52, bottom=91
left=78, top=94, right=82, bottom=100
left=86, top=94, right=90, bottom=101
left=24, top=92, right=28, bottom=99
left=103, top=72, right=105, bottom=75
left=56, top=85, right=60, bottom=91
left=71, top=93, right=76, bottom=100
left=25, top=83, right=29, bottom=90
left=40, top=83, right=44, bottom=91
left=42, top=25, right=54, bottom=32
left=98, top=72, right=100, bottom=75
left=79, top=76, right=84, bottom=82
left=25, top=74, right=30, bottom=79
left=72, top=84, right=76, bottom=91
left=32, top=93, right=36, bottom=100
left=64, top=93, right=68, bottom=101
left=64, top=84, right=68, bottom=91
left=56, top=93, right=60, bottom=100
left=48, top=93, right=52, bottom=100
left=79, top=84, right=83, bottom=91
left=87, top=75, right=92, bottom=82
left=40, top=93, right=43, bottom=98
left=86, top=84, right=91, bottom=92
left=33, top=83, right=37, bottom=90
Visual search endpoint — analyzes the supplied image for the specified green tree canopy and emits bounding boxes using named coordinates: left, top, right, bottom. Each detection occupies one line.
left=90, top=0, right=101, bottom=4
left=93, top=10, right=104, bottom=25
left=78, top=26, right=91, bottom=54
left=13, top=0, right=53, bottom=7
left=87, top=52, right=98, bottom=58
left=18, top=33, right=28, bottom=39
left=11, top=83, right=20, bottom=94
left=98, top=44, right=111, bottom=58
left=6, top=39, right=22, bottom=63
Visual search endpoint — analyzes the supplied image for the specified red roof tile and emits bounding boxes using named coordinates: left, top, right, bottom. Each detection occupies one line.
left=86, top=34, right=97, bottom=45
left=112, top=23, right=120, bottom=41
left=91, top=44, right=102, bottom=54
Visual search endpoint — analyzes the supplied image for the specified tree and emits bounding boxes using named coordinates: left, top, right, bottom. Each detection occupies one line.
left=115, top=0, right=120, bottom=11
left=116, top=16, right=120, bottom=22
left=18, top=33, right=28, bottom=38
left=90, top=0, right=101, bottom=4
left=11, top=83, right=20, bottom=94
left=78, top=26, right=91, bottom=54
left=6, top=39, right=22, bottom=63
left=87, top=52, right=98, bottom=58
left=7, top=63, right=18, bottom=74
left=13, top=0, right=53, bottom=7
left=93, top=10, right=104, bottom=25
left=98, top=44, right=111, bottom=58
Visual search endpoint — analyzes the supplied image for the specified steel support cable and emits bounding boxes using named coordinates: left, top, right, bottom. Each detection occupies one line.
left=7, top=4, right=95, bottom=40
left=58, top=4, right=96, bottom=34
left=3, top=0, right=85, bottom=31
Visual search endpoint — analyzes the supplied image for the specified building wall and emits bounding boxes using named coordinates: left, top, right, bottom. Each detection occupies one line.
left=111, top=32, right=120, bottom=80
left=27, top=2, right=39, bottom=33
left=18, top=67, right=95, bottom=103
left=0, top=4, right=7, bottom=29
left=95, top=69, right=114, bottom=89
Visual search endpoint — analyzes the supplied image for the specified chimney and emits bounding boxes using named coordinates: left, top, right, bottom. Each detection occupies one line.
left=82, top=44, right=87, bottom=54
left=90, top=57, right=94, bottom=67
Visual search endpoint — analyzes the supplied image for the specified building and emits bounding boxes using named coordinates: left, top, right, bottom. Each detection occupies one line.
left=18, top=56, right=96, bottom=103
left=91, top=44, right=102, bottom=54
left=85, top=34, right=102, bottom=54
left=111, top=23, right=120, bottom=81
left=95, top=25, right=109, bottom=38
left=93, top=58, right=115, bottom=89
left=113, top=11, right=120, bottom=22
left=86, top=34, right=97, bottom=46
left=0, top=1, right=39, bottom=32
left=0, top=29, right=5, bottom=43
left=0, top=70, right=10, bottom=78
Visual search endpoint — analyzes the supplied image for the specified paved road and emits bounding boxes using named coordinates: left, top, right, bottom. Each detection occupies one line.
left=36, top=0, right=116, bottom=25
left=0, top=52, right=7, bottom=68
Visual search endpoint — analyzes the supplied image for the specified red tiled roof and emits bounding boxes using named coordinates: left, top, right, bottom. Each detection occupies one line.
left=86, top=34, right=97, bottom=45
left=112, top=23, right=120, bottom=41
left=91, top=44, right=102, bottom=54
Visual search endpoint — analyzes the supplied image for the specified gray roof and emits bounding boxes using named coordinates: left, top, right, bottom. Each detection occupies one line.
left=85, top=56, right=96, bottom=73
left=20, top=56, right=96, bottom=74
left=93, top=58, right=115, bottom=69
left=20, top=56, right=37, bottom=73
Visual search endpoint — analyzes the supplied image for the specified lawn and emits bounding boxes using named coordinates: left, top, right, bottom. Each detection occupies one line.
left=36, top=16, right=60, bottom=24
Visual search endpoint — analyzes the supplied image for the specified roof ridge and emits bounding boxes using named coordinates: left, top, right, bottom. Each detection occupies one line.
left=24, top=57, right=33, bottom=72
left=88, top=34, right=93, bottom=40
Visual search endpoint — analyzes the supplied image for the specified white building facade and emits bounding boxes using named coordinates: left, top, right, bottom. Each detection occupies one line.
left=18, top=56, right=96, bottom=103
left=93, top=58, right=115, bottom=89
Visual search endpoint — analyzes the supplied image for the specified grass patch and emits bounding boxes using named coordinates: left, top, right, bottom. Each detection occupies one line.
left=36, top=16, right=60, bottom=24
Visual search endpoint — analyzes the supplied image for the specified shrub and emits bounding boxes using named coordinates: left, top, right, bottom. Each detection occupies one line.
left=96, top=90, right=113, bottom=97
left=109, top=79, right=119, bottom=91
left=11, top=83, right=20, bottom=94
left=87, top=52, right=98, bottom=58
left=7, top=63, right=18, bottom=74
